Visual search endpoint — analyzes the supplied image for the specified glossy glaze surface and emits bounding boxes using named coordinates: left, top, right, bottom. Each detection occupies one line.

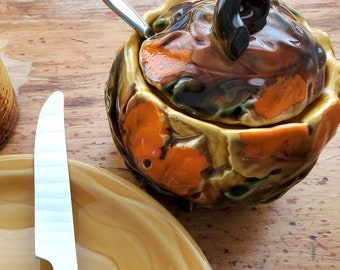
left=140, top=0, right=326, bottom=126
left=0, top=154, right=211, bottom=270
left=105, top=0, right=340, bottom=207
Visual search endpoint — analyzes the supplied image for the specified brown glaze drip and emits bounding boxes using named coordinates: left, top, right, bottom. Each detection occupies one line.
left=139, top=0, right=326, bottom=125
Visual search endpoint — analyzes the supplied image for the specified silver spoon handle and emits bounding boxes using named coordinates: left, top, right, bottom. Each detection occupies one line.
left=103, top=0, right=154, bottom=38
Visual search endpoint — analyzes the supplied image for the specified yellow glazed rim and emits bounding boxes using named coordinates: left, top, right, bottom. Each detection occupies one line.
left=0, top=154, right=211, bottom=270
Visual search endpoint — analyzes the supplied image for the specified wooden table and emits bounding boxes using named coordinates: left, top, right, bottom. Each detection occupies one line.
left=1, top=0, right=339, bottom=269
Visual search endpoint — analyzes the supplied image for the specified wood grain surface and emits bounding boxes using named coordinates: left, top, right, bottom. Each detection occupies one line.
left=1, top=0, right=339, bottom=269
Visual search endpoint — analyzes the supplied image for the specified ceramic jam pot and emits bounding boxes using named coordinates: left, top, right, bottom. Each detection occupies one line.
left=105, top=0, right=340, bottom=208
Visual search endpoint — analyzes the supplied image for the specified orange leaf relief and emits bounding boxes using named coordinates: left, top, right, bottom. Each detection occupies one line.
left=253, top=74, right=307, bottom=119
left=239, top=124, right=310, bottom=161
left=147, top=146, right=207, bottom=196
left=123, top=101, right=206, bottom=196
left=140, top=37, right=192, bottom=81
left=122, top=101, right=168, bottom=159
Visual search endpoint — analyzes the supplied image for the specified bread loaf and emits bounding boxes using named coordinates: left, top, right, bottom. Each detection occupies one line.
left=0, top=58, right=18, bottom=149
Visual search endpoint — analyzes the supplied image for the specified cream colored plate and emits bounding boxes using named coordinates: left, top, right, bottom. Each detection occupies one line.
left=0, top=154, right=211, bottom=270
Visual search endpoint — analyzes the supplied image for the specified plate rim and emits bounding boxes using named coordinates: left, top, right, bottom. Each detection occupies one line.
left=0, top=154, right=212, bottom=270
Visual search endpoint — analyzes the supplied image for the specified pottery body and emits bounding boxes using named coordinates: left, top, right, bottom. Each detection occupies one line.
left=105, top=0, right=340, bottom=207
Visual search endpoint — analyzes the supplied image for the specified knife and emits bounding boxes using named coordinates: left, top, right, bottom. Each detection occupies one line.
left=34, top=91, right=78, bottom=270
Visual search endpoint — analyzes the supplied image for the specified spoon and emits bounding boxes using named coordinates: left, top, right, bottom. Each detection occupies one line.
left=103, top=0, right=155, bottom=38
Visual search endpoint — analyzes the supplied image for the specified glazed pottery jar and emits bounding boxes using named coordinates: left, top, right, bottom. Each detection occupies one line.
left=105, top=0, right=340, bottom=208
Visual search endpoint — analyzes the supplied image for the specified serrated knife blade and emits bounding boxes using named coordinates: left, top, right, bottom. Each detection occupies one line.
left=34, top=91, right=78, bottom=270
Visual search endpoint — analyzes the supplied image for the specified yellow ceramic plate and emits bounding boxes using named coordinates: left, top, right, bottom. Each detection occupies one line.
left=0, top=154, right=211, bottom=270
